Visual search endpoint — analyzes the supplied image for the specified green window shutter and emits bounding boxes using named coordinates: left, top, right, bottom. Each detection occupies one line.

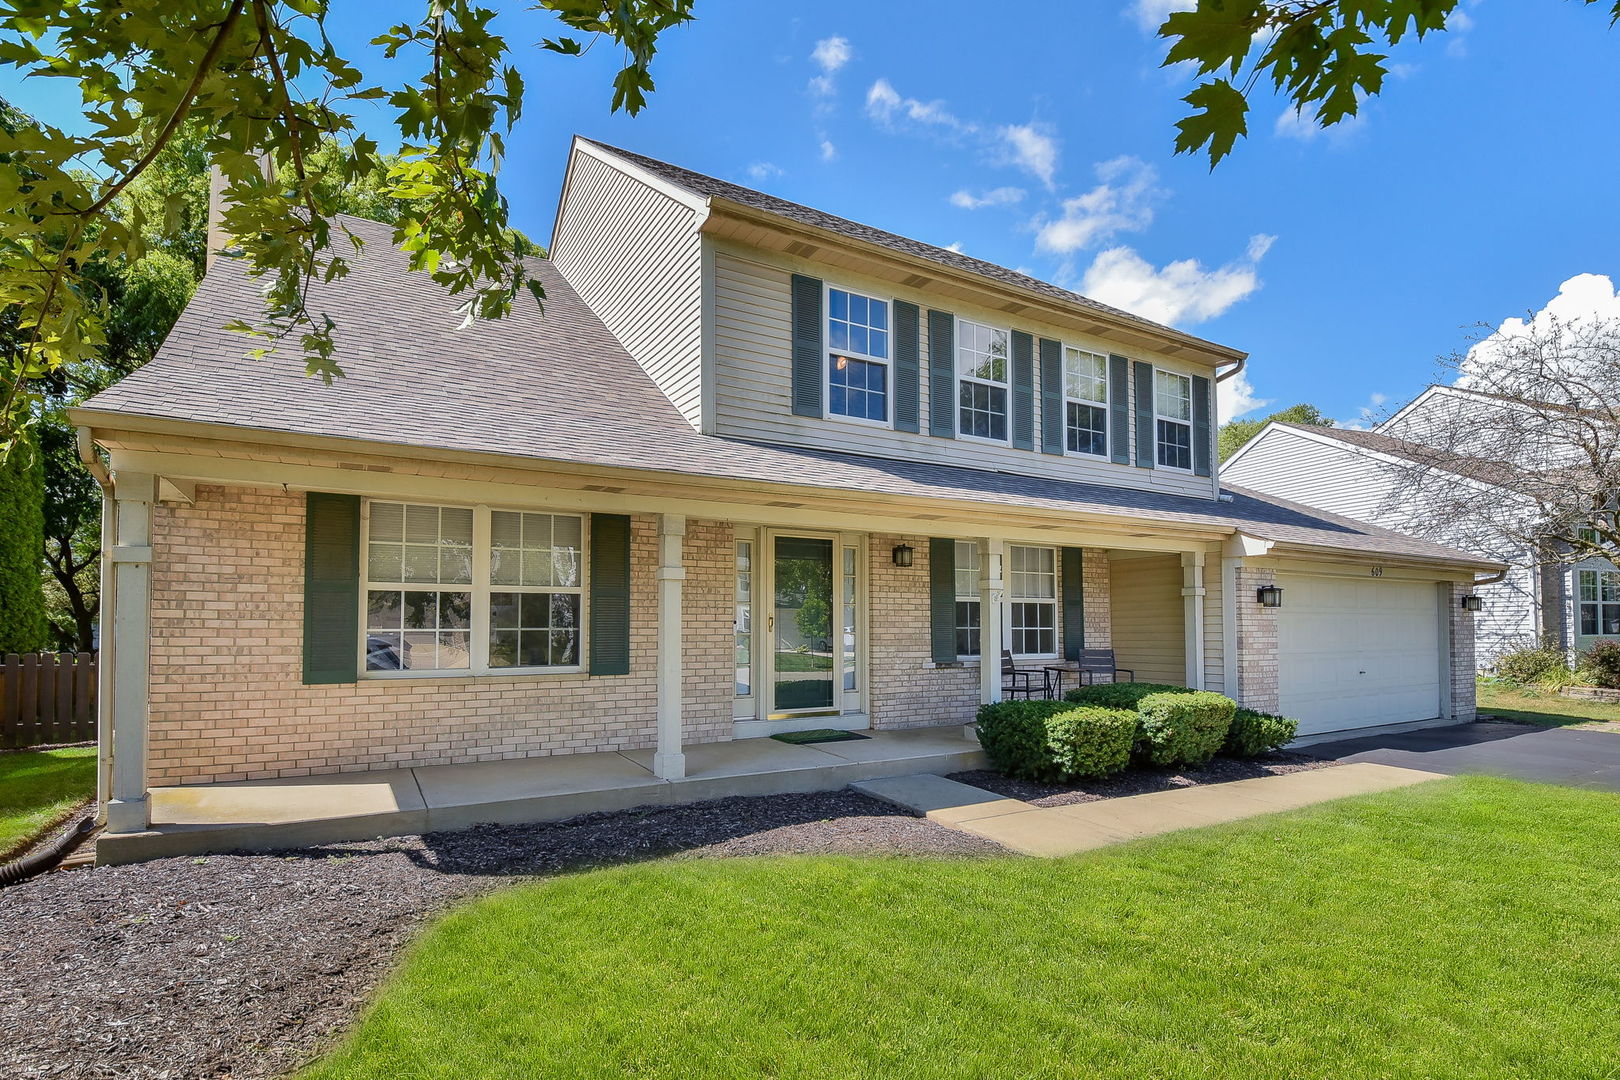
left=1061, top=547, right=1086, bottom=662
left=927, top=310, right=955, bottom=438
left=1133, top=359, right=1155, bottom=469
left=1010, top=330, right=1035, bottom=451
left=790, top=274, right=823, bottom=418
left=1108, top=354, right=1131, bottom=464
left=1039, top=337, right=1064, bottom=456
left=302, top=492, right=360, bottom=685
left=589, top=513, right=632, bottom=676
left=929, top=537, right=957, bottom=664
left=1192, top=373, right=1213, bottom=477
left=893, top=300, right=921, bottom=433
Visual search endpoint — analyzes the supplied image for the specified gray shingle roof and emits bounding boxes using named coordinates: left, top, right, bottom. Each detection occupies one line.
left=582, top=139, right=1241, bottom=358
left=78, top=216, right=1497, bottom=571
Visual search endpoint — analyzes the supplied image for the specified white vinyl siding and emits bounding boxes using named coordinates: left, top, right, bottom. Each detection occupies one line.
left=709, top=244, right=1218, bottom=500
left=552, top=147, right=706, bottom=429
left=1108, top=553, right=1185, bottom=684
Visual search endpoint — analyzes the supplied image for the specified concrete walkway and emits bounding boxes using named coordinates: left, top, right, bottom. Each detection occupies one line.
left=852, top=763, right=1444, bottom=857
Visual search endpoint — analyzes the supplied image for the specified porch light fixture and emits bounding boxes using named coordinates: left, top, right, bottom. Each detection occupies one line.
left=891, top=544, right=915, bottom=568
left=1460, top=594, right=1483, bottom=612
left=1255, top=585, right=1284, bottom=608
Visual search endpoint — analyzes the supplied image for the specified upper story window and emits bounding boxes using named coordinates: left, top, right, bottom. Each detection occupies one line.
left=1064, top=347, right=1108, bottom=457
left=827, top=287, right=890, bottom=424
left=364, top=501, right=584, bottom=675
left=958, top=319, right=1009, bottom=442
left=1154, top=370, right=1193, bottom=471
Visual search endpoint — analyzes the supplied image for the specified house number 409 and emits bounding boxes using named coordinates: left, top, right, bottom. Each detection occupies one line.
left=1369, top=566, right=1384, bottom=577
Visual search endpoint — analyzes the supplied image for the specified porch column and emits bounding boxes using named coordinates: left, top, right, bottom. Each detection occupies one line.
left=1181, top=551, right=1206, bottom=689
left=105, top=470, right=155, bottom=834
left=979, top=538, right=1006, bottom=704
left=652, top=513, right=687, bottom=780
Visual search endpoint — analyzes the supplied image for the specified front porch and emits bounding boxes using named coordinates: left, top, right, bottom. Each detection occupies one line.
left=95, top=725, right=987, bottom=864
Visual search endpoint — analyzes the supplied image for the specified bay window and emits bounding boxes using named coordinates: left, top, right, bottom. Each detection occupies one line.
left=1063, top=346, right=1108, bottom=457
left=957, top=319, right=1009, bottom=441
left=1155, top=370, right=1193, bottom=470
left=364, top=500, right=585, bottom=675
left=827, top=287, right=890, bottom=423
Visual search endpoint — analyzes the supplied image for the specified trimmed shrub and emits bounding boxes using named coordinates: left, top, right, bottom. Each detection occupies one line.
left=1494, top=645, right=1569, bottom=685
left=975, top=699, right=1079, bottom=781
left=1578, top=640, right=1620, bottom=689
left=1135, top=691, right=1236, bottom=767
left=1045, top=706, right=1137, bottom=779
left=1223, top=708, right=1299, bottom=757
left=1064, top=682, right=1193, bottom=711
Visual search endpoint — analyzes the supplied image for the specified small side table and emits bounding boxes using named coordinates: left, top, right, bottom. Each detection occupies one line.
left=1042, top=663, right=1080, bottom=699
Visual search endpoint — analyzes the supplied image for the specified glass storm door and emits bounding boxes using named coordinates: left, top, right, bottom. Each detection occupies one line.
left=769, top=535, right=838, bottom=717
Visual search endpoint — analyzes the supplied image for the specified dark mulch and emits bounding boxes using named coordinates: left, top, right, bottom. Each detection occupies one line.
left=949, top=751, right=1339, bottom=807
left=0, top=789, right=1000, bottom=1080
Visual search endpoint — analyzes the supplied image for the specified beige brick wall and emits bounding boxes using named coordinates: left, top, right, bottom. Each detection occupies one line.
left=1083, top=548, right=1112, bottom=649
left=147, top=485, right=732, bottom=785
left=1448, top=581, right=1478, bottom=722
left=1233, top=564, right=1280, bottom=712
left=866, top=534, right=979, bottom=729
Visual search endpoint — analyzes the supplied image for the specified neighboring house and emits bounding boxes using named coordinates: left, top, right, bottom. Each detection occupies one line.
left=72, top=137, right=1498, bottom=838
left=1224, top=384, right=1619, bottom=664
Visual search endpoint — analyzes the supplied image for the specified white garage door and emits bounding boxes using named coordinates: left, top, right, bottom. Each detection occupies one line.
left=1277, top=575, right=1443, bottom=736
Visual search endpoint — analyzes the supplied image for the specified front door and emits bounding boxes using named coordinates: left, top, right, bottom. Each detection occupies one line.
left=768, top=535, right=838, bottom=718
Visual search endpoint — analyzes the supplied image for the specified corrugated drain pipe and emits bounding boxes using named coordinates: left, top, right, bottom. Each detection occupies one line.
left=0, top=817, right=96, bottom=887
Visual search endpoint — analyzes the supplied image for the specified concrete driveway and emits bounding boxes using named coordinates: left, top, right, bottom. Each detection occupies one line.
left=1312, top=721, right=1620, bottom=793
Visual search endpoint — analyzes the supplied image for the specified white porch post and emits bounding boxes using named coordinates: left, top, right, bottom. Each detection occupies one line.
left=1182, top=550, right=1207, bottom=689
left=652, top=513, right=687, bottom=780
left=979, top=537, right=1006, bottom=704
left=105, top=470, right=155, bottom=834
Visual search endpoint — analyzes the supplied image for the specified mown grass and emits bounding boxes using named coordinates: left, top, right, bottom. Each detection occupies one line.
left=1478, top=679, right=1620, bottom=727
left=301, top=777, right=1620, bottom=1080
left=0, top=745, right=96, bottom=859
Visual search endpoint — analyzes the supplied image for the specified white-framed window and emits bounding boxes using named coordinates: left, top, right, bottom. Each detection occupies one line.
left=1154, top=369, right=1193, bottom=471
left=957, top=319, right=1009, bottom=442
left=827, top=286, right=890, bottom=424
left=735, top=539, right=753, bottom=696
left=1008, top=545, right=1058, bottom=657
left=363, top=500, right=585, bottom=675
left=1579, top=568, right=1620, bottom=637
left=1064, top=346, right=1108, bottom=457
left=954, top=540, right=982, bottom=658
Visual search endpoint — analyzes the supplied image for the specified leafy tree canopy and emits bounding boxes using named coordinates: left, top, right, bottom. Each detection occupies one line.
left=1218, top=401, right=1334, bottom=462
left=0, top=0, right=694, bottom=445
left=1160, top=1, right=1620, bottom=166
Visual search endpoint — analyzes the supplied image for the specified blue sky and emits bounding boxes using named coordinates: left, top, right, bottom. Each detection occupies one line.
left=6, top=1, right=1618, bottom=425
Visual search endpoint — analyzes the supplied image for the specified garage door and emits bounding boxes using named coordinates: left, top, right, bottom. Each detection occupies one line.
left=1277, top=575, right=1443, bottom=736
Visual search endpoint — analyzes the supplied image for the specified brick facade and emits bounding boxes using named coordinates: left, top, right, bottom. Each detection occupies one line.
left=866, top=533, right=979, bottom=729
left=1082, top=548, right=1112, bottom=649
left=147, top=486, right=733, bottom=785
left=1233, top=564, right=1280, bottom=713
left=1448, top=581, right=1478, bottom=722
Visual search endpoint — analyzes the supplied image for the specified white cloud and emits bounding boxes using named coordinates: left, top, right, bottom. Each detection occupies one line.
left=864, top=77, right=973, bottom=133
left=1274, top=105, right=1368, bottom=143
left=745, top=161, right=783, bottom=182
left=1218, top=370, right=1271, bottom=422
left=1459, top=273, right=1620, bottom=383
left=1338, top=392, right=1389, bottom=430
left=1445, top=9, right=1474, bottom=57
left=945, top=241, right=965, bottom=254
left=819, top=139, right=837, bottom=161
left=999, top=123, right=1060, bottom=189
left=809, top=36, right=850, bottom=96
left=949, top=186, right=1026, bottom=210
left=1034, top=156, right=1164, bottom=255
left=1127, top=0, right=1194, bottom=33
left=1078, top=232, right=1275, bottom=327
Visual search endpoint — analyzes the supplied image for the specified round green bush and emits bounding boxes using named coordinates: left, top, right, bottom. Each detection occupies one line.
left=975, top=699, right=1080, bottom=781
left=1045, top=706, right=1136, bottom=778
left=1063, top=682, right=1193, bottom=710
left=1135, top=690, right=1236, bottom=767
left=1222, top=708, right=1298, bottom=757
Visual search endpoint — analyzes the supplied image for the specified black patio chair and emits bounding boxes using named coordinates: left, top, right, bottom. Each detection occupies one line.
left=1002, top=650, right=1044, bottom=699
left=1078, top=648, right=1135, bottom=686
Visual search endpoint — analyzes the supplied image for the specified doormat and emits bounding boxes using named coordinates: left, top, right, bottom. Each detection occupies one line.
left=770, top=729, right=871, bottom=745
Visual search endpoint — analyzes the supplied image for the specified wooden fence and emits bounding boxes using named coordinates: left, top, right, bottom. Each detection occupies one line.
left=1, top=653, right=98, bottom=748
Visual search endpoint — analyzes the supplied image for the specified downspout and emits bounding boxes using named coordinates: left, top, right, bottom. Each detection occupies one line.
left=76, top=427, right=114, bottom=825
left=1214, top=356, right=1246, bottom=386
left=1473, top=568, right=1508, bottom=586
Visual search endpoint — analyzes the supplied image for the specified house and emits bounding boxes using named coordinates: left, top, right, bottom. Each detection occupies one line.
left=1223, top=384, right=1619, bottom=664
left=70, top=137, right=1500, bottom=848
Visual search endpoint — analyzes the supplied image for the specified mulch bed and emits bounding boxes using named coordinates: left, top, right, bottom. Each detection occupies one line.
left=0, top=789, right=999, bottom=1080
left=949, top=751, right=1340, bottom=808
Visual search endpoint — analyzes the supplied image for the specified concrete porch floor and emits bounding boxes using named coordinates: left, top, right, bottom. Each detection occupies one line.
left=96, top=726, right=988, bottom=864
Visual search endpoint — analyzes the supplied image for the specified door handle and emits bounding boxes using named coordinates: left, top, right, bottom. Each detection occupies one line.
left=768, top=615, right=774, bottom=631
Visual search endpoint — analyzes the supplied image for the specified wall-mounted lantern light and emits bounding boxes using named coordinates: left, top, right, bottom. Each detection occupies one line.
left=1460, top=595, right=1483, bottom=612
left=1256, top=585, right=1284, bottom=608
left=892, top=544, right=914, bottom=568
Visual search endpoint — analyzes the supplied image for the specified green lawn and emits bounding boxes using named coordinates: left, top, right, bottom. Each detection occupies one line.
left=301, top=777, right=1620, bottom=1080
left=0, top=746, right=96, bottom=859
left=1478, top=679, right=1620, bottom=727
